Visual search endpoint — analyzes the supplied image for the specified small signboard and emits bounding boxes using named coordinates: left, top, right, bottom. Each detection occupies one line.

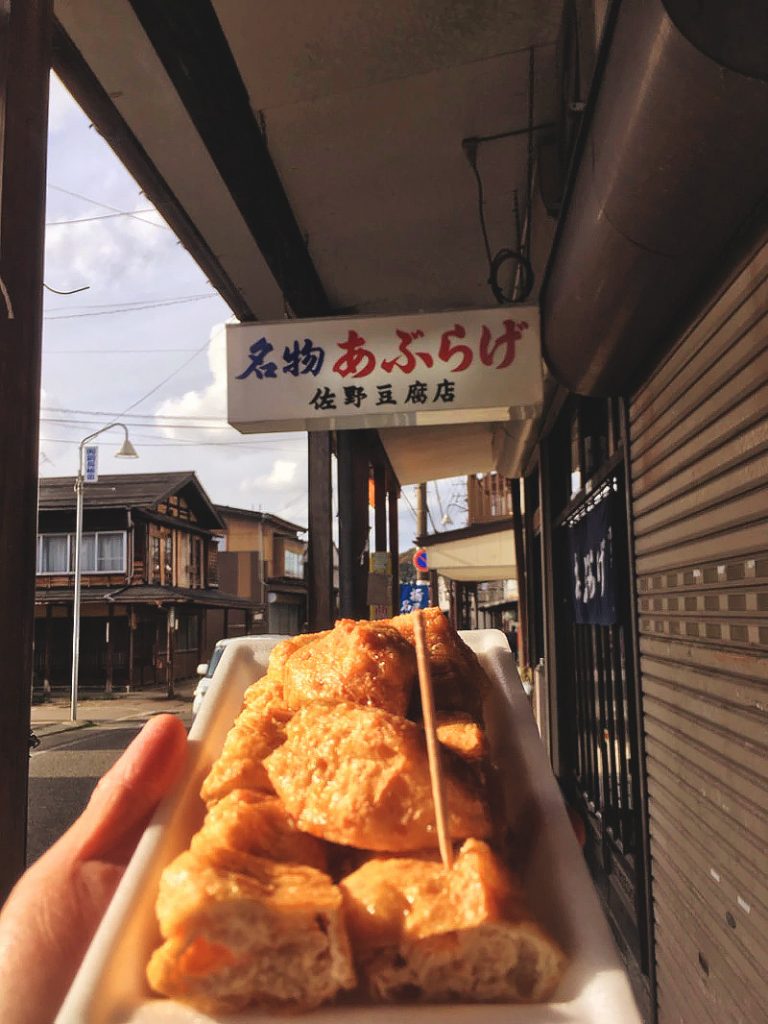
left=368, top=551, right=392, bottom=619
left=227, top=306, right=541, bottom=433
left=399, top=582, right=430, bottom=614
left=83, top=446, right=99, bottom=483
left=412, top=548, right=429, bottom=572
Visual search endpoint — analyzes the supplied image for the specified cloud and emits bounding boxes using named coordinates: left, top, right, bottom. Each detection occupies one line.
left=155, top=323, right=229, bottom=431
left=241, top=459, right=298, bottom=491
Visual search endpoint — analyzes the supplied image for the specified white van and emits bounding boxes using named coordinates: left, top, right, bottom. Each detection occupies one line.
left=192, top=637, right=240, bottom=716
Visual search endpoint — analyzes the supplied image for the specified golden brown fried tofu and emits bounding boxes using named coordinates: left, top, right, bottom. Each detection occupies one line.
left=200, top=701, right=292, bottom=806
left=242, top=672, right=286, bottom=709
left=340, top=839, right=566, bottom=1004
left=147, top=849, right=355, bottom=1013
left=388, top=607, right=490, bottom=718
left=435, top=713, right=488, bottom=761
left=190, top=789, right=328, bottom=871
left=265, top=630, right=330, bottom=684
left=282, top=619, right=417, bottom=715
left=264, top=702, right=491, bottom=851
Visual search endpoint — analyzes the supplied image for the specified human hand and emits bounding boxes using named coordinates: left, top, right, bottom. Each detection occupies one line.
left=0, top=714, right=187, bottom=1024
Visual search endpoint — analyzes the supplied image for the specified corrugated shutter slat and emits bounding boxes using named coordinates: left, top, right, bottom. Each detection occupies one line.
left=629, top=240, right=768, bottom=1024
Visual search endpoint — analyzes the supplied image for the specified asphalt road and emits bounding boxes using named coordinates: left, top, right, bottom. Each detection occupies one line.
left=26, top=717, right=191, bottom=866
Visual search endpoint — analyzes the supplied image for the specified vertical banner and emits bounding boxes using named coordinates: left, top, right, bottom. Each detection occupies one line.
left=83, top=445, right=99, bottom=483
left=567, top=490, right=618, bottom=626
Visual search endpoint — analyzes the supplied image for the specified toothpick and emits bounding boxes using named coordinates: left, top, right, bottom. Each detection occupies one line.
left=412, top=609, right=454, bottom=870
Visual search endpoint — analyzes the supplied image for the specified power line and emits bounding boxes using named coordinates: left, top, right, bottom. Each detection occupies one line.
left=44, top=293, right=221, bottom=320
left=39, top=435, right=305, bottom=451
left=45, top=292, right=216, bottom=312
left=42, top=405, right=228, bottom=423
left=47, top=183, right=169, bottom=230
left=46, top=210, right=157, bottom=226
left=44, top=348, right=201, bottom=355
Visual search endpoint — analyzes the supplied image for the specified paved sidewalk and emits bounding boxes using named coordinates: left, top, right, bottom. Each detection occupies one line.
left=31, top=678, right=196, bottom=738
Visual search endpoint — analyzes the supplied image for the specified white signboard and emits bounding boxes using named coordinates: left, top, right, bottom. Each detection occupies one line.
left=227, top=306, right=542, bottom=433
left=83, top=445, right=99, bottom=483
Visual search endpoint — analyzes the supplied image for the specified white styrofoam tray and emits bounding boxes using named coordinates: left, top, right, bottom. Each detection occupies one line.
left=57, top=631, right=641, bottom=1024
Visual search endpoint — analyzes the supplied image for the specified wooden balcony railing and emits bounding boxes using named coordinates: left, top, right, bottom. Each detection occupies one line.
left=466, top=473, right=513, bottom=524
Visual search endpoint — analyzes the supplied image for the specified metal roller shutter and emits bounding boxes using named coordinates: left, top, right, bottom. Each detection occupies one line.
left=628, top=240, right=768, bottom=1024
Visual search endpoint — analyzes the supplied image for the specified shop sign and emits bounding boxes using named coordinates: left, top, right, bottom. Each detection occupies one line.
left=227, top=307, right=541, bottom=433
left=566, top=488, right=618, bottom=626
left=399, top=582, right=430, bottom=614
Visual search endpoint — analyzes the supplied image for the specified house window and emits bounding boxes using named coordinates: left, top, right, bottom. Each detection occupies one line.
left=164, top=535, right=174, bottom=583
left=36, top=531, right=127, bottom=574
left=38, top=534, right=69, bottom=573
left=150, top=535, right=161, bottom=583
left=79, top=532, right=125, bottom=572
left=284, top=549, right=304, bottom=579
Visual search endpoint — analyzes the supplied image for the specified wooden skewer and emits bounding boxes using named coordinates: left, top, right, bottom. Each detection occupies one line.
left=412, top=608, right=454, bottom=870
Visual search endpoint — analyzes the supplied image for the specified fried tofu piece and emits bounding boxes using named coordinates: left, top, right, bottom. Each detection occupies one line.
left=147, top=849, right=355, bottom=1013
left=388, top=607, right=490, bottom=718
left=190, top=789, right=329, bottom=871
left=200, top=700, right=292, bottom=806
left=282, top=619, right=417, bottom=716
left=340, top=839, right=566, bottom=1004
left=264, top=630, right=330, bottom=685
left=242, top=672, right=286, bottom=709
left=435, top=713, right=488, bottom=761
left=264, top=702, right=491, bottom=851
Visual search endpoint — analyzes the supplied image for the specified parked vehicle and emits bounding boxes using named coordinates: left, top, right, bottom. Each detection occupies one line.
left=191, top=638, right=240, bottom=716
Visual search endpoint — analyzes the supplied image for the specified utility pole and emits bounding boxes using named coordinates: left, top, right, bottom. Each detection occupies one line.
left=416, top=482, right=428, bottom=581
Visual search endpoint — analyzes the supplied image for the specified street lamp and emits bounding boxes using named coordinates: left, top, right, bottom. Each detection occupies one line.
left=70, top=423, right=138, bottom=721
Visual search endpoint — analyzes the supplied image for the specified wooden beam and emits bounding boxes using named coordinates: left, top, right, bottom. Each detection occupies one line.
left=307, top=431, right=334, bottom=630
left=511, top=478, right=528, bottom=668
left=373, top=462, right=387, bottom=552
left=127, top=0, right=331, bottom=318
left=388, top=472, right=400, bottom=614
left=337, top=431, right=370, bottom=619
left=0, top=0, right=52, bottom=904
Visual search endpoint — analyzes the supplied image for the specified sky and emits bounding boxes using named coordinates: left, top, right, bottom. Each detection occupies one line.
left=41, top=74, right=466, bottom=548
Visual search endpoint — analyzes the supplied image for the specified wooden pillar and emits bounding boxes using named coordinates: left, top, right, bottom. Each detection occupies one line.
left=197, top=609, right=205, bottom=660
left=415, top=482, right=428, bottom=580
left=0, top=0, right=52, bottom=904
left=387, top=473, right=400, bottom=614
left=511, top=478, right=528, bottom=668
left=223, top=607, right=229, bottom=639
left=307, top=431, right=334, bottom=630
left=337, top=431, right=370, bottom=619
left=105, top=605, right=114, bottom=694
left=127, top=606, right=135, bottom=691
left=429, top=570, right=439, bottom=608
left=539, top=438, right=559, bottom=773
left=166, top=607, right=175, bottom=698
left=43, top=605, right=52, bottom=694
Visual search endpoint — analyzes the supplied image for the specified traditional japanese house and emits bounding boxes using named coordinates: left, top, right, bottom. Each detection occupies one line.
left=34, top=472, right=260, bottom=693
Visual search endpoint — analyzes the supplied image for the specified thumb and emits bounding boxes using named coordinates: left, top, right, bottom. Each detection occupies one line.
left=73, top=713, right=188, bottom=864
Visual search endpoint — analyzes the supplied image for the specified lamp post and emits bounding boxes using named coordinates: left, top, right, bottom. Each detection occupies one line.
left=70, top=423, right=138, bottom=721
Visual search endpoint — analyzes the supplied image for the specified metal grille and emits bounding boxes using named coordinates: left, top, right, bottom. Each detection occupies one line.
left=572, top=618, right=637, bottom=854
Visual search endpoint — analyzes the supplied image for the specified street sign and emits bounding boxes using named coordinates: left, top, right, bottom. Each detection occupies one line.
left=412, top=548, right=428, bottom=572
left=227, top=306, right=542, bottom=434
left=83, top=446, right=98, bottom=483
left=399, top=582, right=430, bottom=613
